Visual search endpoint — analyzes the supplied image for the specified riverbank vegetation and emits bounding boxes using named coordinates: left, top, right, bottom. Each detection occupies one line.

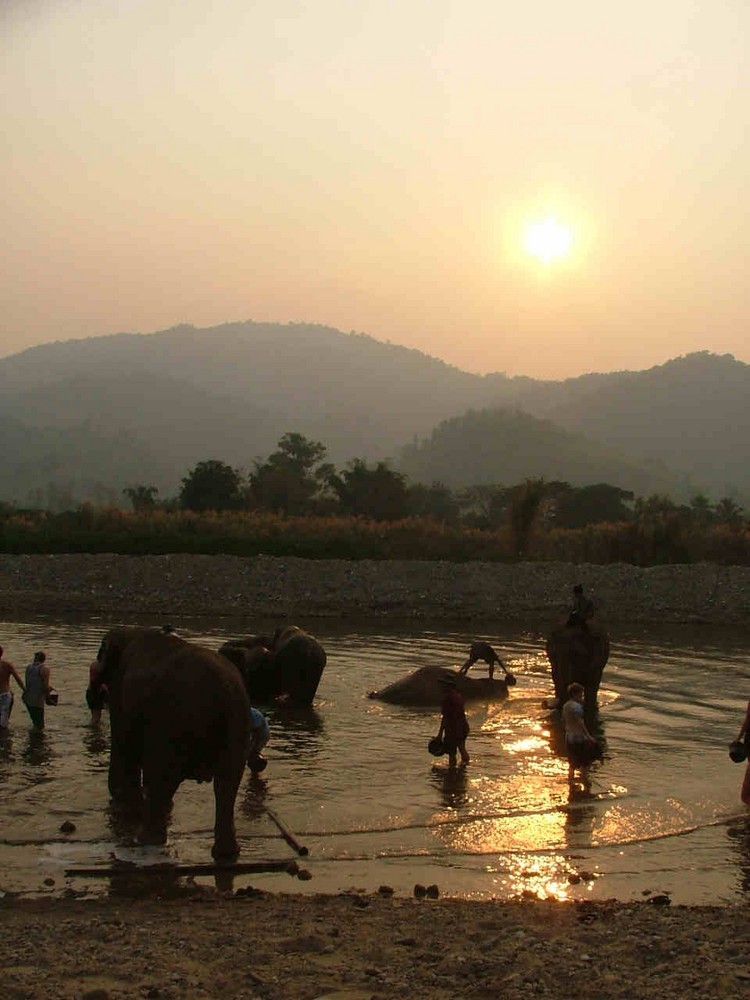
left=2, top=432, right=747, bottom=565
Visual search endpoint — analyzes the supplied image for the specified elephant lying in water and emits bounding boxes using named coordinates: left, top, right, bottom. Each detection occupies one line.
left=368, top=665, right=511, bottom=707
left=95, top=627, right=250, bottom=860
left=219, top=625, right=326, bottom=706
left=545, top=621, right=610, bottom=710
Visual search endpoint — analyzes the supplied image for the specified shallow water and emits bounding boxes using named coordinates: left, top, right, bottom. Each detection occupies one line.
left=1, top=615, right=750, bottom=904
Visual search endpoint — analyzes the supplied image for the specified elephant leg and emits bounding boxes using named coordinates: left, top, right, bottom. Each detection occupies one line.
left=212, top=768, right=243, bottom=861
left=140, top=734, right=182, bottom=846
left=108, top=719, right=143, bottom=810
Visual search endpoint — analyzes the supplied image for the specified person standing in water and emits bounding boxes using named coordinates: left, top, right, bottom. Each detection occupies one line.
left=734, top=699, right=750, bottom=805
left=85, top=657, right=108, bottom=725
left=437, top=675, right=470, bottom=767
left=0, top=646, right=25, bottom=730
left=23, top=651, right=51, bottom=730
left=561, top=682, right=598, bottom=793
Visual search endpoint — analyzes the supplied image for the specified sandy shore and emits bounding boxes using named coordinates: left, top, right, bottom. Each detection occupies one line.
left=1, top=553, right=750, bottom=624
left=2, top=891, right=749, bottom=1000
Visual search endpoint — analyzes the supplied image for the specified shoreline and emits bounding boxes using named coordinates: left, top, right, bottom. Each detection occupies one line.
left=1, top=553, right=750, bottom=624
left=2, top=893, right=749, bottom=999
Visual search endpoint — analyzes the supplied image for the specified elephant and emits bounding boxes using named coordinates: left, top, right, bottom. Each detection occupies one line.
left=95, top=627, right=250, bottom=860
left=545, top=621, right=610, bottom=711
left=218, top=625, right=326, bottom=707
left=368, top=665, right=511, bottom=707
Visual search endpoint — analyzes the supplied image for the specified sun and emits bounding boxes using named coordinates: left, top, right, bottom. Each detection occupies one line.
left=523, top=216, right=573, bottom=264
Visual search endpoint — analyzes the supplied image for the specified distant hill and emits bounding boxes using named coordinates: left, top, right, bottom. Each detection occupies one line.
left=0, top=321, right=746, bottom=506
left=395, top=408, right=688, bottom=496
left=491, top=352, right=750, bottom=501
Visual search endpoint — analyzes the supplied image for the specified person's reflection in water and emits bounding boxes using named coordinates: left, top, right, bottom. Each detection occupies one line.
left=563, top=793, right=596, bottom=850
left=0, top=728, right=14, bottom=779
left=726, top=815, right=750, bottom=896
left=241, top=772, right=269, bottom=821
left=431, top=761, right=470, bottom=810
left=22, top=727, right=53, bottom=772
left=82, top=725, right=108, bottom=769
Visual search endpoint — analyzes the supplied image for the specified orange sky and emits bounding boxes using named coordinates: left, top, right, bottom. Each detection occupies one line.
left=2, top=0, right=749, bottom=378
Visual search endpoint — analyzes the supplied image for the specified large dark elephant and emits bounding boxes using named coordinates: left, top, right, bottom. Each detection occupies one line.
left=219, top=625, right=326, bottom=706
left=368, top=665, right=510, bottom=707
left=95, top=627, right=250, bottom=860
left=545, top=622, right=610, bottom=709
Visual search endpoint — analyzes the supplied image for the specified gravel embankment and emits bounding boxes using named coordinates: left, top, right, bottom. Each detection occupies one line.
left=0, top=553, right=749, bottom=623
left=2, top=892, right=750, bottom=1000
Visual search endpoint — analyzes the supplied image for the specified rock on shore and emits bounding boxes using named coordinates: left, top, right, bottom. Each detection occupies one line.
left=0, top=553, right=749, bottom=623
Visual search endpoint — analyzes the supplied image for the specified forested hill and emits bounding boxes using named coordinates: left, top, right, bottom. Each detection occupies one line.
left=396, top=408, right=686, bottom=496
left=0, top=321, right=746, bottom=505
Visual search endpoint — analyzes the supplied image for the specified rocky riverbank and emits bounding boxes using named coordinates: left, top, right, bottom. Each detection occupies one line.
left=0, top=553, right=749, bottom=624
left=2, top=892, right=750, bottom=1000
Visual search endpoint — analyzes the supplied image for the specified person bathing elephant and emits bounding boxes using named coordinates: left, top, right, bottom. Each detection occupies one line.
left=458, top=641, right=516, bottom=685
left=219, top=625, right=326, bottom=706
left=93, top=627, right=250, bottom=860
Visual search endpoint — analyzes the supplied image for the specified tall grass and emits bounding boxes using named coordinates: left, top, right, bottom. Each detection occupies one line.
left=1, top=506, right=749, bottom=564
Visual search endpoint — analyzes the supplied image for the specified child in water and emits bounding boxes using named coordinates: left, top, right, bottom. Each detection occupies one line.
left=437, top=675, right=470, bottom=767
left=561, top=682, right=598, bottom=793
left=248, top=704, right=270, bottom=774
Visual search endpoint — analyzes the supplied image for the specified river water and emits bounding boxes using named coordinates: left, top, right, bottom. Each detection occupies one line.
left=1, top=615, right=750, bottom=905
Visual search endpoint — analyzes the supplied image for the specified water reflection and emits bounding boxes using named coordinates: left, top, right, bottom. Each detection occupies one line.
left=22, top=728, right=54, bottom=771
left=727, top=815, right=750, bottom=895
left=430, top=762, right=469, bottom=809
left=241, top=773, right=269, bottom=820
left=82, top=727, right=108, bottom=766
left=268, top=705, right=325, bottom=758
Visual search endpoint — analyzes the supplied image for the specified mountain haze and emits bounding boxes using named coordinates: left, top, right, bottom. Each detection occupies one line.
left=0, top=321, right=746, bottom=506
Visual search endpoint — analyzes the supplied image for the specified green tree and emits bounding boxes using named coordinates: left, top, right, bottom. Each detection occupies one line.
left=508, top=478, right=547, bottom=557
left=123, top=484, right=159, bottom=512
left=332, top=459, right=410, bottom=521
left=406, top=481, right=460, bottom=524
left=249, top=432, right=334, bottom=515
left=179, top=460, right=243, bottom=511
left=689, top=493, right=714, bottom=526
left=555, top=483, right=634, bottom=528
left=715, top=496, right=744, bottom=526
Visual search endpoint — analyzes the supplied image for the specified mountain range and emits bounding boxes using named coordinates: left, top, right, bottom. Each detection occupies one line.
left=0, top=321, right=747, bottom=508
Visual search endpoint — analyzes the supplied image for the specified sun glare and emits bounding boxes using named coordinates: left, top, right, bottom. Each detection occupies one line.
left=523, top=217, right=573, bottom=264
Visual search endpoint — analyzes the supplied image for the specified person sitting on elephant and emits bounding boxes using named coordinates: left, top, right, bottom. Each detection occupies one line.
left=248, top=704, right=270, bottom=774
left=566, top=584, right=595, bottom=630
left=437, top=675, right=470, bottom=767
left=562, top=682, right=598, bottom=793
left=459, top=641, right=508, bottom=681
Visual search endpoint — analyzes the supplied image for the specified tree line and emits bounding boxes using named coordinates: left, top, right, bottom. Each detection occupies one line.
left=119, top=431, right=746, bottom=532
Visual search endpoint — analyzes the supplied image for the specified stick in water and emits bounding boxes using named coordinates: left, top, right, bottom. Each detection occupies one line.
left=266, top=807, right=309, bottom=856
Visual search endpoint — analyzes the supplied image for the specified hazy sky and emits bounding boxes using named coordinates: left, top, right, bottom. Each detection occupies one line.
left=2, top=1, right=749, bottom=378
